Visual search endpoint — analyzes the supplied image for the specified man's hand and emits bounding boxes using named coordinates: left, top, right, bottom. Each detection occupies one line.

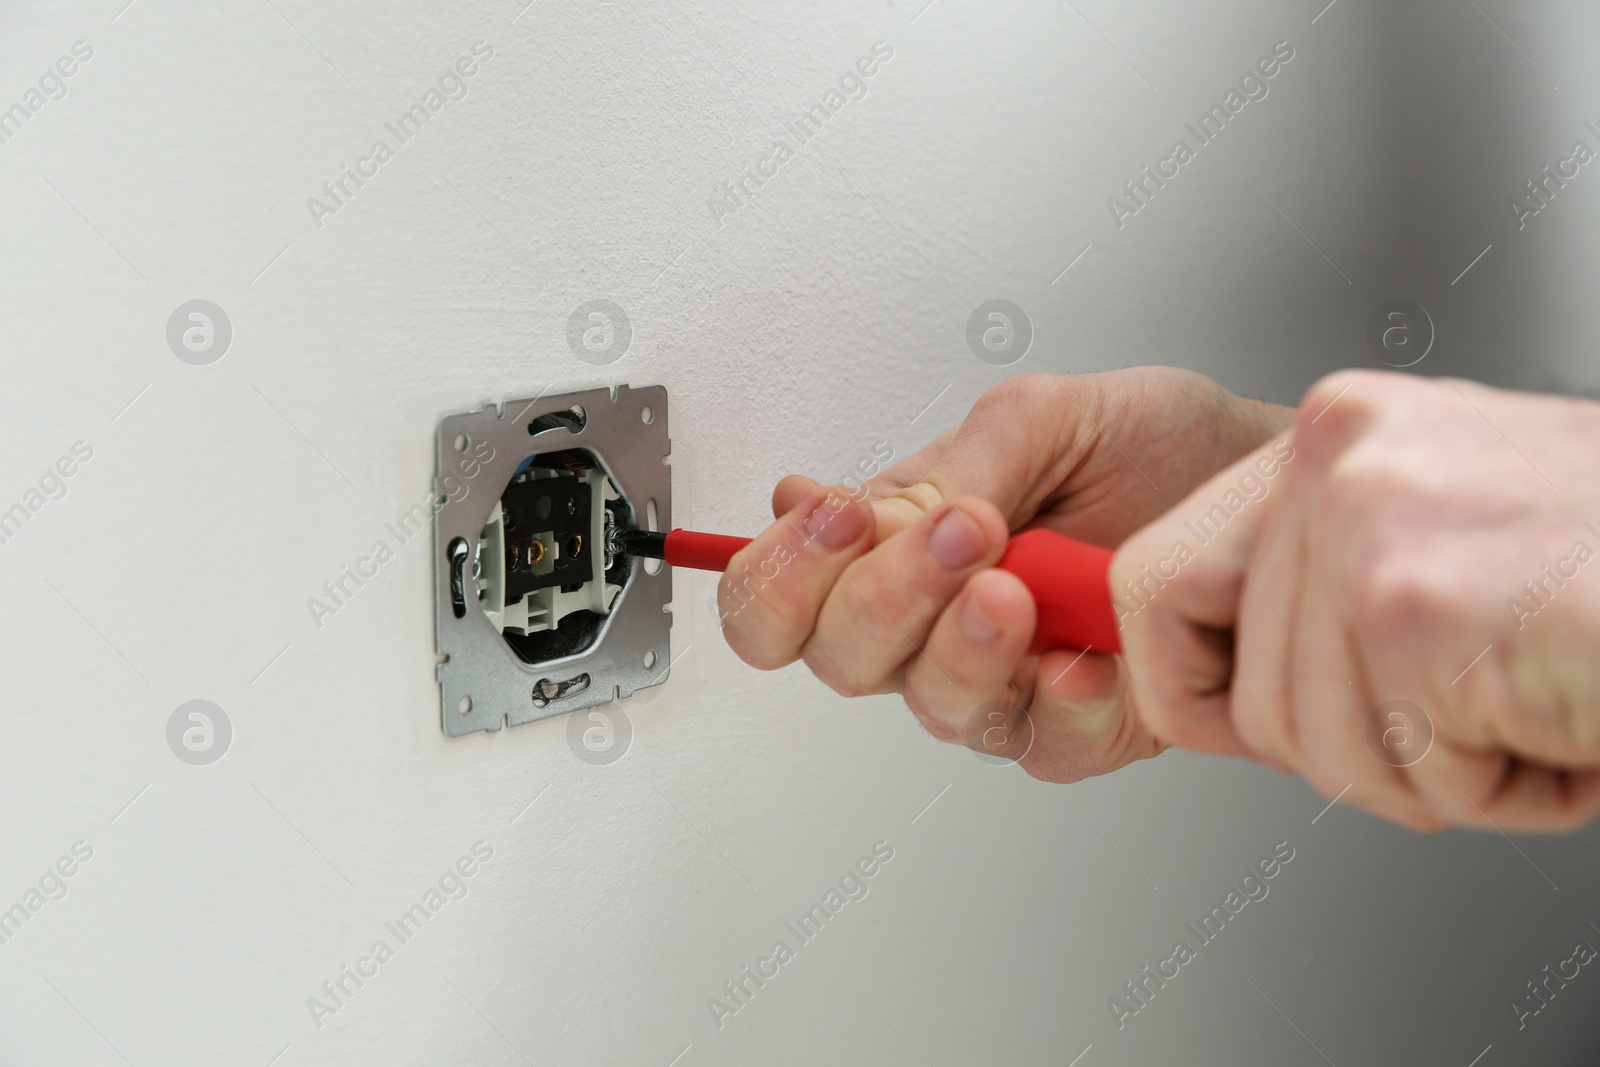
left=1115, top=370, right=1600, bottom=831
left=718, top=368, right=1291, bottom=782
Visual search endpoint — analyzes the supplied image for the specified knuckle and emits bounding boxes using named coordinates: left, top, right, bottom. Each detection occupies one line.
left=1137, top=705, right=1194, bottom=749
left=1017, top=730, right=1100, bottom=785
left=1109, top=531, right=1169, bottom=613
left=1299, top=369, right=1370, bottom=412
left=802, top=576, right=908, bottom=697
left=1555, top=801, right=1600, bottom=832
left=717, top=576, right=803, bottom=672
left=1230, top=712, right=1284, bottom=766
left=1166, top=550, right=1231, bottom=602
left=1320, top=451, right=1467, bottom=638
left=800, top=644, right=878, bottom=698
left=1318, top=441, right=1430, bottom=515
left=1470, top=690, right=1548, bottom=755
left=926, top=641, right=990, bottom=693
left=1386, top=774, right=1455, bottom=831
left=1136, top=687, right=1221, bottom=754
left=964, top=374, right=1061, bottom=442
left=1349, top=551, right=1460, bottom=638
left=1376, top=795, right=1447, bottom=833
left=1403, top=810, right=1451, bottom=833
left=1299, top=369, right=1388, bottom=422
left=718, top=616, right=790, bottom=672
left=975, top=373, right=1048, bottom=415
left=1018, top=756, right=1065, bottom=784
left=1294, top=370, right=1396, bottom=458
left=904, top=689, right=963, bottom=743
left=838, top=561, right=902, bottom=628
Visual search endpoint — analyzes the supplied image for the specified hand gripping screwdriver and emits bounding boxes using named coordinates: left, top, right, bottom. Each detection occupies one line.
left=611, top=526, right=1122, bottom=654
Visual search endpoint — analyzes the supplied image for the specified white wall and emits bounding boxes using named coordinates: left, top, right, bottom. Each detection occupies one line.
left=3, top=0, right=1599, bottom=1064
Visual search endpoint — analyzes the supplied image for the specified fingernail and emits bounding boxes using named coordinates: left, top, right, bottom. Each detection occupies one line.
left=809, top=497, right=866, bottom=551
left=961, top=591, right=1001, bottom=643
left=929, top=506, right=986, bottom=570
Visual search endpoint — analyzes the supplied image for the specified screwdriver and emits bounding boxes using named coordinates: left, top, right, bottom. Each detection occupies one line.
left=611, top=526, right=1122, bottom=654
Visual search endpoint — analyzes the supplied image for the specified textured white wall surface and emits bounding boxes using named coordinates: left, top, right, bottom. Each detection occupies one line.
left=4, top=1, right=1600, bottom=1064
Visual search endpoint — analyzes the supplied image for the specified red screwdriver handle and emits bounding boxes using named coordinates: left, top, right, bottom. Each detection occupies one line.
left=996, top=528, right=1121, bottom=655
left=662, top=526, right=1120, bottom=654
left=663, top=529, right=755, bottom=571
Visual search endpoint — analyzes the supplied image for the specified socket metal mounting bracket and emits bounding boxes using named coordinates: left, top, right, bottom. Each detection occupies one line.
left=434, top=384, right=672, bottom=737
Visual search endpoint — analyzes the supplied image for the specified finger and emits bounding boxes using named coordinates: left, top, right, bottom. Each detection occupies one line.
left=869, top=426, right=957, bottom=497
left=1290, top=555, right=1450, bottom=832
left=802, top=498, right=1009, bottom=697
left=1226, top=470, right=1309, bottom=774
left=1016, top=650, right=1166, bottom=784
left=1403, top=715, right=1600, bottom=831
left=769, top=429, right=956, bottom=554
left=773, top=474, right=823, bottom=519
left=718, top=487, right=874, bottom=670
left=1114, top=438, right=1293, bottom=759
left=1495, top=766, right=1600, bottom=831
left=1337, top=538, right=1600, bottom=830
left=1431, top=758, right=1600, bottom=832
left=902, top=568, right=1037, bottom=744
left=1262, top=371, right=1445, bottom=826
left=1116, top=559, right=1252, bottom=758
left=866, top=375, right=1101, bottom=543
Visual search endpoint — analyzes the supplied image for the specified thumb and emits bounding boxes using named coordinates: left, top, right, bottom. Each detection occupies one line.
left=873, top=375, right=1096, bottom=541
